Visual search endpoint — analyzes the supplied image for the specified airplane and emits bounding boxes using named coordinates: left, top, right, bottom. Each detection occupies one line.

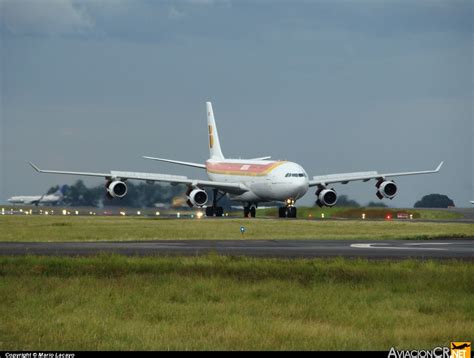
left=7, top=185, right=67, bottom=206
left=451, top=343, right=470, bottom=350
left=29, top=102, right=443, bottom=218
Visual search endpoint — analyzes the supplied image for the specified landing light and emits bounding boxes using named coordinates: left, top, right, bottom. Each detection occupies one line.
left=321, top=213, right=325, bottom=219
left=362, top=213, right=366, bottom=220
left=137, top=211, right=141, bottom=216
left=196, top=212, right=203, bottom=219
left=62, top=210, right=67, bottom=216
left=177, top=212, right=181, bottom=218
left=155, top=211, right=160, bottom=216
left=120, top=211, right=126, bottom=216
left=75, top=211, right=79, bottom=215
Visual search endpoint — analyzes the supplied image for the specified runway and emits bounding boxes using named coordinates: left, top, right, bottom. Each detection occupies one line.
left=1, top=239, right=473, bottom=259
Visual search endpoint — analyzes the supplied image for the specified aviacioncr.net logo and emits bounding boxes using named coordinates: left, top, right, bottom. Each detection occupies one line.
left=388, top=347, right=450, bottom=358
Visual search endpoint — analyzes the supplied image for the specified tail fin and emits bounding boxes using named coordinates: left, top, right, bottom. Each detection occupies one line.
left=206, top=101, right=225, bottom=160
left=55, top=185, right=68, bottom=197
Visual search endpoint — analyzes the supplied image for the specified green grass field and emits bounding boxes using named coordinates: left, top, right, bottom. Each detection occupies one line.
left=0, top=216, right=472, bottom=242
left=259, top=207, right=464, bottom=220
left=0, top=255, right=472, bottom=350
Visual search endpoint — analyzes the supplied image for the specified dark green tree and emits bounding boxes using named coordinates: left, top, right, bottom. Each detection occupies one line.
left=329, top=195, right=360, bottom=207
left=46, top=185, right=60, bottom=195
left=367, top=201, right=388, bottom=208
left=414, top=194, right=455, bottom=208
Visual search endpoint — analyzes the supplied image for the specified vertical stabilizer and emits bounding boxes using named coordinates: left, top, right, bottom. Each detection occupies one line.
left=206, top=102, right=225, bottom=160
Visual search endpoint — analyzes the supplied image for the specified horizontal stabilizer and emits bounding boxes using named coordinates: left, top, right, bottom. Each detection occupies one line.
left=250, top=156, right=272, bottom=161
left=142, top=156, right=206, bottom=169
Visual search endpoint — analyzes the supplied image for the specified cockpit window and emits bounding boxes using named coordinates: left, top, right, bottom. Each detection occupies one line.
left=286, top=173, right=306, bottom=178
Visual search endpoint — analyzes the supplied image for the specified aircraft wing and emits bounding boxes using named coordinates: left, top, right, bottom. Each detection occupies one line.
left=29, top=162, right=248, bottom=194
left=142, top=156, right=206, bottom=169
left=309, top=162, right=443, bottom=187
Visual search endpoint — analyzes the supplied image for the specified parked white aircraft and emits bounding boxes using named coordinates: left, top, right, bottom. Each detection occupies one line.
left=7, top=185, right=67, bottom=206
left=30, top=102, right=443, bottom=218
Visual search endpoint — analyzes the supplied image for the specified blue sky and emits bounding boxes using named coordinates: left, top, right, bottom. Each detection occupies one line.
left=1, top=0, right=472, bottom=207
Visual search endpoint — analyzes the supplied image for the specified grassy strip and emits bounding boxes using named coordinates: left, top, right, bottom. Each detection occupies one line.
left=0, top=216, right=472, bottom=242
left=259, top=207, right=464, bottom=220
left=0, top=255, right=472, bottom=350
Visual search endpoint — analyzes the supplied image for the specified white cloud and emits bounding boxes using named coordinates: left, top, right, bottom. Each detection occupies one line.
left=2, top=0, right=93, bottom=35
left=187, top=0, right=231, bottom=6
left=168, top=6, right=186, bottom=20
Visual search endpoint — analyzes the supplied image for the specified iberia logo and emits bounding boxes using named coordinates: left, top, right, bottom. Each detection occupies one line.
left=451, top=342, right=471, bottom=358
left=208, top=125, right=214, bottom=148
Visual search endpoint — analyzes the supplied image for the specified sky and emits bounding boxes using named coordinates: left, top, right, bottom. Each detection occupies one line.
left=0, top=0, right=472, bottom=207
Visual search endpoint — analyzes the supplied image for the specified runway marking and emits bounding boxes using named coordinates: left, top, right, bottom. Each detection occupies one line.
left=350, top=243, right=447, bottom=251
left=403, top=243, right=453, bottom=246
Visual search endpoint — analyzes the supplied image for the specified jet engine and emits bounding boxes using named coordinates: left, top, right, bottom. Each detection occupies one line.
left=316, top=188, right=338, bottom=207
left=106, top=180, right=128, bottom=199
left=186, top=188, right=208, bottom=207
left=376, top=180, right=398, bottom=200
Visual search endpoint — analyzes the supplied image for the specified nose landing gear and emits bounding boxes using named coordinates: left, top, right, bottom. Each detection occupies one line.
left=279, top=199, right=297, bottom=218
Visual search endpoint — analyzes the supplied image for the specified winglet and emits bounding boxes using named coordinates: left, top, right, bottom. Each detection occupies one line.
left=29, top=162, right=42, bottom=172
left=435, top=161, right=444, bottom=172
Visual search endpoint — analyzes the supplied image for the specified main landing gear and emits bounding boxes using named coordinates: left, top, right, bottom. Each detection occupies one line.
left=244, top=203, right=257, bottom=218
left=205, top=189, right=225, bottom=217
left=278, top=199, right=297, bottom=218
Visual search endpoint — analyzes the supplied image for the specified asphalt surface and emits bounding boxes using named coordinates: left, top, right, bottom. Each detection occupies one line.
left=1, top=239, right=473, bottom=260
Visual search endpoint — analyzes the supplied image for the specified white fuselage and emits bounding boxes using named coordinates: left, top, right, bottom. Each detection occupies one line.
left=7, top=194, right=62, bottom=205
left=206, top=159, right=309, bottom=203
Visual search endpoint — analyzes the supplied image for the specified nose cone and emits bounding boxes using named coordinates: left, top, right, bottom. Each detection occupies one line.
left=293, top=178, right=309, bottom=199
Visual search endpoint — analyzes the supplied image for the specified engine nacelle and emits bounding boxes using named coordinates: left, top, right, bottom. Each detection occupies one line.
left=187, top=189, right=208, bottom=207
left=107, top=180, right=128, bottom=199
left=376, top=180, right=398, bottom=199
left=316, top=188, right=338, bottom=207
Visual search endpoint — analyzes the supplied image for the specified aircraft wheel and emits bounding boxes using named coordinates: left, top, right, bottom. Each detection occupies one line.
left=216, top=206, right=224, bottom=217
left=250, top=206, right=256, bottom=218
left=244, top=207, right=250, bottom=218
left=288, top=207, right=297, bottom=218
left=278, top=207, right=287, bottom=218
left=205, top=206, right=215, bottom=217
